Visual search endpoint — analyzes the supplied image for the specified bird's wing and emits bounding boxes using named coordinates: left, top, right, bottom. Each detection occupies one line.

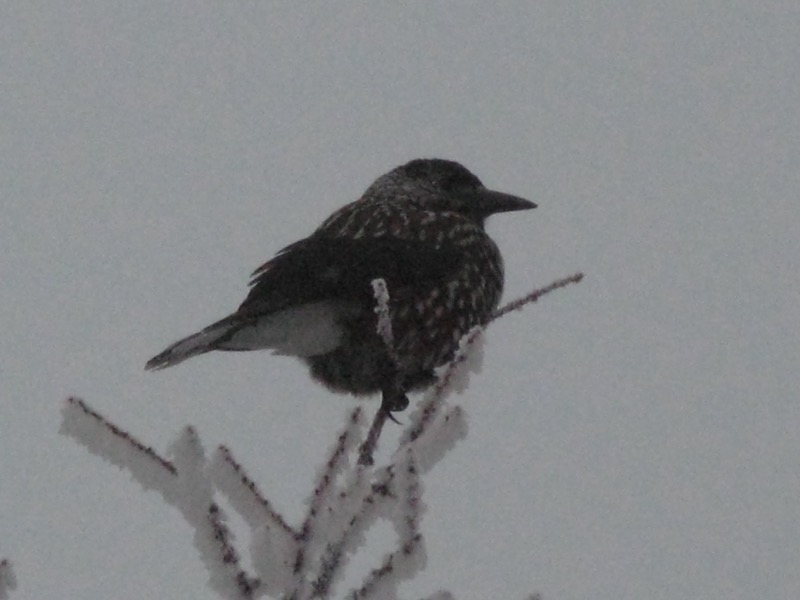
left=237, top=235, right=463, bottom=316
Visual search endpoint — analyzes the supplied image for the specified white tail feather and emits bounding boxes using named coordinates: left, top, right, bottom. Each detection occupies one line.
left=145, top=301, right=350, bottom=371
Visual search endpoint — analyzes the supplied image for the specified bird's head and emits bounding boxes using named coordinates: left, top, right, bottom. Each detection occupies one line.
left=367, top=158, right=536, bottom=225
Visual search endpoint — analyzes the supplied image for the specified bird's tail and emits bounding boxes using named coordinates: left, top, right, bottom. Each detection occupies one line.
left=146, top=301, right=350, bottom=371
left=145, top=317, right=240, bottom=371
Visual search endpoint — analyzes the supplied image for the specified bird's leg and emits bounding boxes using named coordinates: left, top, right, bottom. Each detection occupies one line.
left=358, top=404, right=388, bottom=466
left=357, top=379, right=409, bottom=466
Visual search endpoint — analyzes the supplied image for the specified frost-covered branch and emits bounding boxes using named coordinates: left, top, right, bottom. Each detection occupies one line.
left=60, top=395, right=452, bottom=600
left=371, top=278, right=400, bottom=369
left=356, top=278, right=407, bottom=466
left=60, top=274, right=582, bottom=599
left=491, top=272, right=583, bottom=321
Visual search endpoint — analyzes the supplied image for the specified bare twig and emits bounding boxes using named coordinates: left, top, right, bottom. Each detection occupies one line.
left=358, top=278, right=405, bottom=466
left=206, top=503, right=261, bottom=598
left=371, top=278, right=400, bottom=368
left=212, top=445, right=298, bottom=537
left=492, top=272, right=584, bottom=321
left=358, top=405, right=391, bottom=466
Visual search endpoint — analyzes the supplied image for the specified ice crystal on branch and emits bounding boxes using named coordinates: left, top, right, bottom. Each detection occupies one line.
left=371, top=278, right=398, bottom=369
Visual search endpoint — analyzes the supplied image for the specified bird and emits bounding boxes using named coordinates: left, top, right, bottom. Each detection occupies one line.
left=146, top=158, right=535, bottom=411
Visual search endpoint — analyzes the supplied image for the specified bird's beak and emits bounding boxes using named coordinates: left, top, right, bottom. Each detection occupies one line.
left=479, top=189, right=537, bottom=214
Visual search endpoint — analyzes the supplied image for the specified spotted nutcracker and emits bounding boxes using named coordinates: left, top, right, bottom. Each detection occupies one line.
left=146, top=158, right=535, bottom=411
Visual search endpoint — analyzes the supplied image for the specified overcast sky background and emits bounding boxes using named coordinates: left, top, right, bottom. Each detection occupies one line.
left=3, top=2, right=799, bottom=599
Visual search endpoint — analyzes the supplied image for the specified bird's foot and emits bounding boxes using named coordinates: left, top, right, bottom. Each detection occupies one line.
left=357, top=386, right=409, bottom=466
left=382, top=389, right=409, bottom=413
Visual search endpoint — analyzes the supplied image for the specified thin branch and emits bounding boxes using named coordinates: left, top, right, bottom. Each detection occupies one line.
left=60, top=396, right=177, bottom=490
left=62, top=396, right=176, bottom=474
left=212, top=445, right=298, bottom=537
left=358, top=405, right=391, bottom=466
left=492, top=272, right=584, bottom=321
left=205, top=503, right=261, bottom=598
left=309, top=466, right=396, bottom=598
left=371, top=278, right=400, bottom=369
left=290, top=408, right=365, bottom=598
left=358, top=278, right=403, bottom=466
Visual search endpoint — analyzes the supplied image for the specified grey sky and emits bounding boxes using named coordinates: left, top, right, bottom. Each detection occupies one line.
left=2, top=2, right=799, bottom=599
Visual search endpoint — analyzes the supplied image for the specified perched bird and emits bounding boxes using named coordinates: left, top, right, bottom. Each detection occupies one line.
left=146, top=158, right=535, bottom=411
